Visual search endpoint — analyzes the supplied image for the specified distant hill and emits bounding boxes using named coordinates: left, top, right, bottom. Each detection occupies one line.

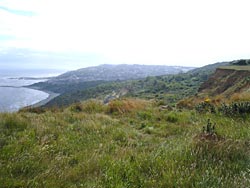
left=29, top=61, right=245, bottom=108
left=188, top=61, right=230, bottom=75
left=54, top=64, right=194, bottom=83
left=29, top=64, right=194, bottom=94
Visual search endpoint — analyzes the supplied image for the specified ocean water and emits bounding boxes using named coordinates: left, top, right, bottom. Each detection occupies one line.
left=0, top=87, right=49, bottom=112
left=0, top=69, right=65, bottom=112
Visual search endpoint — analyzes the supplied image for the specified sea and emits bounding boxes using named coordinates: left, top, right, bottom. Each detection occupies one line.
left=0, top=69, right=65, bottom=112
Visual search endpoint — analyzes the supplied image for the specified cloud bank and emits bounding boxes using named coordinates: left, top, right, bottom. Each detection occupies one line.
left=0, top=0, right=250, bottom=69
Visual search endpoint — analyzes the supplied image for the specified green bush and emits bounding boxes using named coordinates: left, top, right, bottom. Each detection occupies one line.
left=219, top=102, right=250, bottom=116
left=166, top=113, right=179, bottom=123
left=202, top=119, right=216, bottom=135
left=195, top=102, right=216, bottom=113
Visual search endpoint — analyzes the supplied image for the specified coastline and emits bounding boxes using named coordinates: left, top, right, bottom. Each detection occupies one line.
left=24, top=83, right=60, bottom=107
left=0, top=86, right=58, bottom=112
left=0, top=73, right=62, bottom=112
left=29, top=91, right=60, bottom=108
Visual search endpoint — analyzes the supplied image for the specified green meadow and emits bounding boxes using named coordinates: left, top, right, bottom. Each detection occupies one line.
left=0, top=99, right=249, bottom=188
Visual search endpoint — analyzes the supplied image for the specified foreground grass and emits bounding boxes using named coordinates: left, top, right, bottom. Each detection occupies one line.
left=0, top=99, right=250, bottom=187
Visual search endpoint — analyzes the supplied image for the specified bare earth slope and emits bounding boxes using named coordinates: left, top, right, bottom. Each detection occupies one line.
left=198, top=66, right=250, bottom=98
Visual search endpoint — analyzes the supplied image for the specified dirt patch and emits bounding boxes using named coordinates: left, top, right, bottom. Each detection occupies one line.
left=199, top=68, right=250, bottom=97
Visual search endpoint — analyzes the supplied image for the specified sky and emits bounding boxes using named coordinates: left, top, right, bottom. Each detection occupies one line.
left=0, top=0, right=250, bottom=70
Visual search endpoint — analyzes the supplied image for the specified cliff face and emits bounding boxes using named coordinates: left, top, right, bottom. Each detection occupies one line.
left=198, top=67, right=250, bottom=97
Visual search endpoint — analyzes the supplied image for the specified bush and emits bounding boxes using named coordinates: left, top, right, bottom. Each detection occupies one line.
left=232, top=59, right=248, bottom=65
left=195, top=102, right=216, bottom=113
left=202, top=119, right=216, bottom=135
left=219, top=102, right=250, bottom=116
left=166, top=114, right=178, bottom=123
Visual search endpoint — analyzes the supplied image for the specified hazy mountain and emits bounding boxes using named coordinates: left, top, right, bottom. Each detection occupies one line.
left=50, top=64, right=194, bottom=83
left=30, top=64, right=194, bottom=94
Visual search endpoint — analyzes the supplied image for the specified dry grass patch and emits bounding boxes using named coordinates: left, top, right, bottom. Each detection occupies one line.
left=108, top=98, right=150, bottom=114
left=230, top=91, right=250, bottom=102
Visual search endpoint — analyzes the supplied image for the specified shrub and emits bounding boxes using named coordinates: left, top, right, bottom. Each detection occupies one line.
left=219, top=102, right=250, bottom=116
left=195, top=102, right=216, bottom=113
left=203, top=119, right=216, bottom=135
left=232, top=59, right=248, bottom=65
left=166, top=113, right=179, bottom=123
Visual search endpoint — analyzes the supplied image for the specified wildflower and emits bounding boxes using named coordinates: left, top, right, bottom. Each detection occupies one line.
left=204, top=98, right=211, bottom=103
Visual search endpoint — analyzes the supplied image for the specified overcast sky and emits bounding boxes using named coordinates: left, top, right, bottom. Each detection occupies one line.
left=0, top=0, right=250, bottom=70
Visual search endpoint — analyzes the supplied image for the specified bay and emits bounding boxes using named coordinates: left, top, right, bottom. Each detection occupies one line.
left=0, top=69, right=65, bottom=112
left=0, top=87, right=49, bottom=112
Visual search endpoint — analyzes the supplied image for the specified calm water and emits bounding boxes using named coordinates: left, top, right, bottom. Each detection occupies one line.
left=0, top=69, right=65, bottom=112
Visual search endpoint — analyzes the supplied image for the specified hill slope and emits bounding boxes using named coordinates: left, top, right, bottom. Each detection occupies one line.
left=30, top=64, right=193, bottom=94
left=2, top=61, right=250, bottom=187
left=43, top=62, right=228, bottom=107
left=198, top=66, right=250, bottom=99
left=55, top=64, right=193, bottom=83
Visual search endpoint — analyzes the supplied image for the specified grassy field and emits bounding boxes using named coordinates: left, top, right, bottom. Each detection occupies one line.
left=0, top=99, right=250, bottom=187
left=219, top=65, right=250, bottom=71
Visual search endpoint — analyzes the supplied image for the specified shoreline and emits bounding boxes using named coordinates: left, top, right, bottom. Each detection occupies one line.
left=0, top=86, right=59, bottom=112
left=24, top=84, right=60, bottom=107
left=29, top=91, right=60, bottom=108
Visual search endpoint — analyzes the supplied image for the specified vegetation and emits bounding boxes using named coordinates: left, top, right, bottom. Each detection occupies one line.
left=219, top=102, right=250, bottom=116
left=45, top=71, right=212, bottom=107
left=0, top=99, right=250, bottom=187
left=195, top=101, right=216, bottom=114
left=29, top=64, right=193, bottom=94
left=29, top=80, right=108, bottom=94
left=195, top=100, right=250, bottom=117
left=28, top=61, right=228, bottom=108
left=230, top=59, right=250, bottom=66
left=202, top=119, right=216, bottom=135
left=1, top=61, right=250, bottom=187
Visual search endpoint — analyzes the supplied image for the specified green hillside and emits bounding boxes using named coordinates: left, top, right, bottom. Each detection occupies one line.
left=45, top=73, right=205, bottom=107
left=42, top=61, right=229, bottom=108
left=1, top=60, right=250, bottom=187
left=29, top=64, right=193, bottom=94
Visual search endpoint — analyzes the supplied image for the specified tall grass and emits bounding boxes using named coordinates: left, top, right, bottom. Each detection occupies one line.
left=0, top=99, right=249, bottom=187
